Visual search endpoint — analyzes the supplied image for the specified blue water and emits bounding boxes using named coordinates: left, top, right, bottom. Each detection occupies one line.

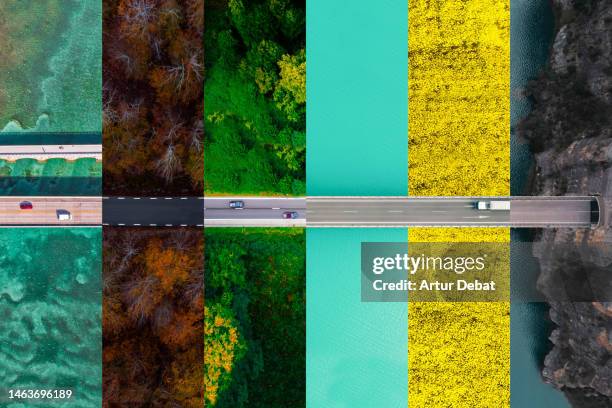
left=307, top=230, right=408, bottom=408
left=306, top=0, right=408, bottom=196
left=306, top=0, right=408, bottom=406
left=510, top=0, right=554, bottom=196
left=510, top=1, right=570, bottom=406
left=39, top=0, right=102, bottom=132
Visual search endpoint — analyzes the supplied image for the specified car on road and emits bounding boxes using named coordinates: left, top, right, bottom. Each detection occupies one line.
left=476, top=200, right=511, bottom=211
left=19, top=201, right=33, bottom=210
left=229, top=200, right=244, bottom=209
left=56, top=210, right=72, bottom=221
left=282, top=211, right=299, bottom=219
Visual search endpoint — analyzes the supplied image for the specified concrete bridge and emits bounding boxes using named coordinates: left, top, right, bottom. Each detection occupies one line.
left=306, top=196, right=601, bottom=228
left=0, top=145, right=102, bottom=161
left=0, top=196, right=102, bottom=226
left=0, top=195, right=602, bottom=229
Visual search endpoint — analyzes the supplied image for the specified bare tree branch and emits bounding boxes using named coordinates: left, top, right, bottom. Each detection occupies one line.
left=156, top=144, right=182, bottom=183
left=121, top=0, right=157, bottom=39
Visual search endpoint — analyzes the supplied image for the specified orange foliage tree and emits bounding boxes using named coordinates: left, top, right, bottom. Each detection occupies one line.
left=205, top=304, right=246, bottom=406
left=103, top=228, right=203, bottom=407
left=104, top=0, right=203, bottom=195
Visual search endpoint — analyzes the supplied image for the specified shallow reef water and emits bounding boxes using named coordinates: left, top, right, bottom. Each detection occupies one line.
left=0, top=0, right=101, bottom=132
left=0, top=228, right=102, bottom=407
left=0, top=158, right=101, bottom=196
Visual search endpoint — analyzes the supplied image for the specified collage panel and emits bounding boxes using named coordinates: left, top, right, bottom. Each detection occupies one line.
left=0, top=1, right=103, bottom=407
left=102, top=0, right=203, bottom=196
left=204, top=0, right=305, bottom=196
left=407, top=1, right=511, bottom=406
left=101, top=1, right=205, bottom=407
left=204, top=228, right=305, bottom=407
left=0, top=229, right=102, bottom=407
left=102, top=227, right=203, bottom=407
left=305, top=0, right=408, bottom=406
left=510, top=0, right=612, bottom=406
left=204, top=1, right=307, bottom=406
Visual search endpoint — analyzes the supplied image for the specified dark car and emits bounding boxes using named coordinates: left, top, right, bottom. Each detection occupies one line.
left=282, top=211, right=299, bottom=219
left=19, top=201, right=33, bottom=210
left=229, top=200, right=244, bottom=209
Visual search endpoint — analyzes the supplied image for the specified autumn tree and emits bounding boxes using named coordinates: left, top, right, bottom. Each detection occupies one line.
left=104, top=0, right=203, bottom=195
left=103, top=228, right=203, bottom=407
left=204, top=229, right=305, bottom=407
left=205, top=304, right=246, bottom=406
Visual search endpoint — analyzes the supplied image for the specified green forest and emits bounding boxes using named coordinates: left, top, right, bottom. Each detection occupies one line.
left=204, top=228, right=305, bottom=407
left=204, top=0, right=305, bottom=195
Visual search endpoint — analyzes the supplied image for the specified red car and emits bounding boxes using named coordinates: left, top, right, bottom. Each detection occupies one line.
left=19, top=201, right=33, bottom=210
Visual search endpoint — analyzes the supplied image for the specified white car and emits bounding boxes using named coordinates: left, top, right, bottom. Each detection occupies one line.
left=57, top=210, right=72, bottom=221
left=476, top=201, right=511, bottom=211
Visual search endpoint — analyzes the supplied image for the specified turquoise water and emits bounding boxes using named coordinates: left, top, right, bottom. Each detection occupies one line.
left=0, top=228, right=102, bottom=407
left=307, top=230, right=408, bottom=408
left=0, top=132, right=100, bottom=145
left=0, top=158, right=101, bottom=196
left=306, top=0, right=408, bottom=406
left=306, top=0, right=408, bottom=196
left=0, top=0, right=101, bottom=133
left=39, top=0, right=102, bottom=132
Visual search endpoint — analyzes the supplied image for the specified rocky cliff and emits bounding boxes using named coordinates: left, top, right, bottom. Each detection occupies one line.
left=519, top=0, right=612, bottom=407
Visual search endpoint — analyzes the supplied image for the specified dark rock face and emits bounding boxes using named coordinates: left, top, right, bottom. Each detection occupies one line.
left=519, top=0, right=612, bottom=407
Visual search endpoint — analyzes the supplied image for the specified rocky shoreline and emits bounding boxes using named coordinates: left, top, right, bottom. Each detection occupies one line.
left=518, top=0, right=612, bottom=407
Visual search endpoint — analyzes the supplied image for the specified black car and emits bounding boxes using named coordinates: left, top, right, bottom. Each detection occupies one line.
left=229, top=200, right=244, bottom=209
left=282, top=211, right=299, bottom=219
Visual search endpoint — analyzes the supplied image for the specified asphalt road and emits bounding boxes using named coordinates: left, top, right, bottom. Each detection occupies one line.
left=510, top=198, right=594, bottom=227
left=103, top=197, right=204, bottom=226
left=102, top=196, right=306, bottom=226
left=204, top=197, right=306, bottom=227
left=307, top=196, right=596, bottom=227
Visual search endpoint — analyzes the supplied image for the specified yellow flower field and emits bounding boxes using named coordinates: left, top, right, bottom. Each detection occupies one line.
left=408, top=0, right=511, bottom=406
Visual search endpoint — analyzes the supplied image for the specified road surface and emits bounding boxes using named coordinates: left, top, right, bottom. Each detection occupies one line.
left=103, top=197, right=204, bottom=226
left=0, top=196, right=101, bottom=226
left=306, top=196, right=597, bottom=228
left=0, top=196, right=599, bottom=228
left=0, top=145, right=102, bottom=161
left=204, top=197, right=306, bottom=227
